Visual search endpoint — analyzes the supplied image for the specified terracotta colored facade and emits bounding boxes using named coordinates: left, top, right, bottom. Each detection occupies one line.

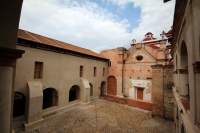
left=100, top=31, right=172, bottom=110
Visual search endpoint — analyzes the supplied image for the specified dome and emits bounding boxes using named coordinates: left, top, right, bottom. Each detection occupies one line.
left=145, top=32, right=153, bottom=35
left=142, top=37, right=157, bottom=41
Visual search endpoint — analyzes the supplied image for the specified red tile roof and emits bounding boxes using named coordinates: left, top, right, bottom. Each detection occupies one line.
left=18, top=29, right=107, bottom=59
left=142, top=37, right=157, bottom=41
left=145, top=32, right=153, bottom=35
left=147, top=44, right=159, bottom=49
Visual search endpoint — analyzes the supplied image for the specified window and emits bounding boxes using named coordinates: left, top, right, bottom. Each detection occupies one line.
left=103, top=68, right=105, bottom=76
left=34, top=62, right=43, bottom=79
left=108, top=61, right=111, bottom=67
left=136, top=55, right=143, bottom=61
left=80, top=66, right=83, bottom=77
left=94, top=67, right=96, bottom=77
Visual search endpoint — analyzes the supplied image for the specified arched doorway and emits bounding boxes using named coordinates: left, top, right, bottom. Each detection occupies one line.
left=181, top=124, right=185, bottom=133
left=89, top=83, right=93, bottom=96
left=13, top=92, right=26, bottom=117
left=43, top=88, right=58, bottom=109
left=100, top=81, right=106, bottom=96
left=69, top=85, right=80, bottom=102
left=180, top=41, right=189, bottom=98
left=107, top=76, right=117, bottom=96
left=180, top=41, right=188, bottom=68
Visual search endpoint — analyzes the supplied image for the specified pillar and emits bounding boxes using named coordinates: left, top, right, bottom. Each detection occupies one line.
left=0, top=1, right=24, bottom=133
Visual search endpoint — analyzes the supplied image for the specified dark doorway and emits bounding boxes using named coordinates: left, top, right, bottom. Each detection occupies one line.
left=13, top=92, right=26, bottom=117
left=43, top=88, right=58, bottom=109
left=107, top=76, right=117, bottom=95
left=69, top=85, right=80, bottom=102
left=137, top=88, right=144, bottom=100
left=100, top=81, right=106, bottom=96
left=89, top=83, right=93, bottom=96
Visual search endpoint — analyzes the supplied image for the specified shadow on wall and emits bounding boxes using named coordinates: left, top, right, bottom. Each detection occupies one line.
left=13, top=92, right=26, bottom=117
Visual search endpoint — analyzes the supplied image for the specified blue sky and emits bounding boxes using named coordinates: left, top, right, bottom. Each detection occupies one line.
left=19, top=0, right=175, bottom=53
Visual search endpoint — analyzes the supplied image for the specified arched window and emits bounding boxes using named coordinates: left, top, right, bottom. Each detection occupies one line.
left=43, top=88, right=58, bottom=109
left=89, top=83, right=93, bottom=96
left=13, top=92, right=26, bottom=117
left=180, top=41, right=188, bottom=68
left=69, top=85, right=80, bottom=102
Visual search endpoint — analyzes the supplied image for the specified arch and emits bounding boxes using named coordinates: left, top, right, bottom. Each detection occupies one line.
left=43, top=88, right=58, bottom=109
left=107, top=76, right=117, bottom=96
left=100, top=81, right=106, bottom=96
left=13, top=92, right=26, bottom=117
left=69, top=85, right=80, bottom=102
left=180, top=41, right=188, bottom=68
left=181, top=124, right=186, bottom=133
left=89, top=83, right=93, bottom=96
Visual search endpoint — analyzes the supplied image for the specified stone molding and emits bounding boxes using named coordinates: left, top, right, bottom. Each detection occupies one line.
left=0, top=46, right=25, bottom=66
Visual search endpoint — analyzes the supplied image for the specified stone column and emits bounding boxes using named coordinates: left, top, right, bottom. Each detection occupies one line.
left=0, top=1, right=24, bottom=133
left=0, top=47, right=24, bottom=133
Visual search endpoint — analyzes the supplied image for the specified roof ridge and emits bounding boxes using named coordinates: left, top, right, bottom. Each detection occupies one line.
left=24, top=30, right=41, bottom=43
left=18, top=29, right=107, bottom=59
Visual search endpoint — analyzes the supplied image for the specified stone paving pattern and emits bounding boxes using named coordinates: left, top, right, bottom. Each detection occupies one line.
left=15, top=99, right=175, bottom=133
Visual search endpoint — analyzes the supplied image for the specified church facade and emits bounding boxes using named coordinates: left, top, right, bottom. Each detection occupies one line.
left=100, top=31, right=172, bottom=111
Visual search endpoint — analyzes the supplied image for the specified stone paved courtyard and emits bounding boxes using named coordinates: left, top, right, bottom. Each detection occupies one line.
left=15, top=99, right=175, bottom=133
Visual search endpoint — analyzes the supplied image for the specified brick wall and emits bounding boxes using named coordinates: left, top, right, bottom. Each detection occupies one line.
left=151, top=65, right=174, bottom=119
left=151, top=65, right=164, bottom=116
left=163, top=66, right=174, bottom=120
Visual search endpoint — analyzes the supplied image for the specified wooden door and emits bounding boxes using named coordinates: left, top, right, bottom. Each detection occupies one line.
left=137, top=88, right=143, bottom=100
left=107, top=76, right=117, bottom=95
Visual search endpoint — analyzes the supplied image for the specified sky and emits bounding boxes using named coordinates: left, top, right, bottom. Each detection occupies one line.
left=19, top=0, right=175, bottom=53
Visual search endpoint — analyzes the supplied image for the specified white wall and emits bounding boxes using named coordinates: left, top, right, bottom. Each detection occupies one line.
left=129, top=79, right=152, bottom=102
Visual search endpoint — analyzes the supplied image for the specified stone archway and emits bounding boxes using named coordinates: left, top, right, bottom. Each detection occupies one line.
left=107, top=76, right=117, bottom=96
left=69, top=85, right=80, bottom=102
left=100, top=81, right=106, bottom=96
left=13, top=92, right=26, bottom=117
left=89, top=83, right=93, bottom=96
left=43, top=88, right=58, bottom=109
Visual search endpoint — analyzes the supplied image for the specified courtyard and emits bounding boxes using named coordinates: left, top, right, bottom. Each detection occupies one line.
left=15, top=99, right=175, bottom=133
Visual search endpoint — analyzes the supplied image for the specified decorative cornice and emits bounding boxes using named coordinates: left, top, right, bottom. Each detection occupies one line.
left=0, top=46, right=25, bottom=66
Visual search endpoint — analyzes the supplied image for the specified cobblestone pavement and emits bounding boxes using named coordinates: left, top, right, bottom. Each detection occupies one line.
left=15, top=99, right=175, bottom=133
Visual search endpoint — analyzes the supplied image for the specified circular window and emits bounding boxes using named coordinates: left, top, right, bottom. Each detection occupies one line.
left=136, top=55, right=143, bottom=61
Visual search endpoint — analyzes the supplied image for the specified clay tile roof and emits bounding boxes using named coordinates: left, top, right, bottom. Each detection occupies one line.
left=142, top=37, right=157, bottom=42
left=18, top=29, right=107, bottom=59
left=167, top=29, right=172, bottom=34
left=168, top=60, right=173, bottom=66
left=147, top=44, right=159, bottom=49
left=145, top=32, right=153, bottom=35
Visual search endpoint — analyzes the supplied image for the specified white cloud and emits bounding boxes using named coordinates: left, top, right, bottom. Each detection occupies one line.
left=19, top=0, right=132, bottom=53
left=19, top=0, right=175, bottom=53
left=105, top=0, right=175, bottom=43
